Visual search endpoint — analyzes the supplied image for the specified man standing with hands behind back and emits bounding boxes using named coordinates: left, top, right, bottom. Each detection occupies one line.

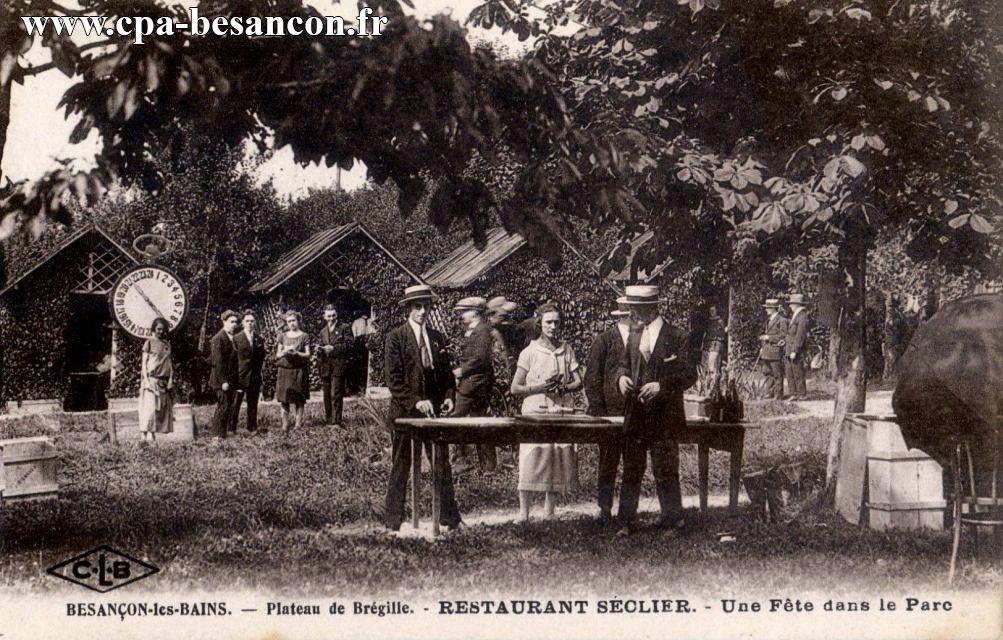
left=209, top=310, right=240, bottom=439
left=318, top=304, right=355, bottom=427
left=615, top=285, right=697, bottom=537
left=383, top=285, right=462, bottom=534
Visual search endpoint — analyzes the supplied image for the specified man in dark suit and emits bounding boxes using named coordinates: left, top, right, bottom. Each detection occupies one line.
left=758, top=298, right=789, bottom=400
left=785, top=293, right=810, bottom=400
left=615, top=285, right=698, bottom=536
left=229, top=309, right=266, bottom=433
left=585, top=297, right=633, bottom=525
left=450, top=297, right=497, bottom=473
left=318, top=304, right=355, bottom=427
left=209, top=310, right=240, bottom=439
left=384, top=284, right=462, bottom=533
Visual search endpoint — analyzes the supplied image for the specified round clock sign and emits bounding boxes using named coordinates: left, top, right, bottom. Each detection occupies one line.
left=111, top=266, right=189, bottom=338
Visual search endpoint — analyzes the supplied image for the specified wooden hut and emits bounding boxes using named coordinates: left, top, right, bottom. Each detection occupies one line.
left=0, top=225, right=139, bottom=412
left=247, top=221, right=425, bottom=393
left=421, top=227, right=622, bottom=359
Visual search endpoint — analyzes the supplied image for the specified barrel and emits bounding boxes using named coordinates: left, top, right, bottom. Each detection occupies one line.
left=172, top=404, right=196, bottom=441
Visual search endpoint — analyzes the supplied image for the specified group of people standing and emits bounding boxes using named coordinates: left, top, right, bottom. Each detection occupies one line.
left=137, top=304, right=368, bottom=441
left=758, top=293, right=811, bottom=400
left=382, top=283, right=697, bottom=538
left=203, top=305, right=363, bottom=438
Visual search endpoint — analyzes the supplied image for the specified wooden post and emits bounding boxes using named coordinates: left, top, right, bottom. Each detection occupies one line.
left=698, top=443, right=709, bottom=511
left=411, top=437, right=420, bottom=530
left=431, top=444, right=441, bottom=537
left=106, top=411, right=119, bottom=445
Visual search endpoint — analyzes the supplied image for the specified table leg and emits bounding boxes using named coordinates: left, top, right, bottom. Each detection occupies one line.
left=431, top=443, right=442, bottom=537
left=698, top=442, right=709, bottom=512
left=729, top=432, right=744, bottom=511
left=411, top=437, right=420, bottom=530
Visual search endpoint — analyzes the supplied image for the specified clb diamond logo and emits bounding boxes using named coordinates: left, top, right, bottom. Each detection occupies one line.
left=47, top=545, right=159, bottom=592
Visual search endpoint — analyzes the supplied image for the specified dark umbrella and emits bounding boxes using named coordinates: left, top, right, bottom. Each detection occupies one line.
left=893, top=294, right=1003, bottom=471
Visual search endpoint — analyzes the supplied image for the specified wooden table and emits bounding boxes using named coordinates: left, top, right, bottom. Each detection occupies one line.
left=394, top=416, right=755, bottom=535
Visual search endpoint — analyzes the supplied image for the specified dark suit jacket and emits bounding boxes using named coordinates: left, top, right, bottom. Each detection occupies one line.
left=785, top=310, right=809, bottom=357
left=456, top=322, right=495, bottom=399
left=759, top=312, right=789, bottom=361
left=585, top=324, right=628, bottom=416
left=616, top=319, right=697, bottom=440
left=317, top=323, right=355, bottom=378
left=209, top=329, right=239, bottom=390
left=233, top=331, right=265, bottom=390
left=384, top=322, right=455, bottom=427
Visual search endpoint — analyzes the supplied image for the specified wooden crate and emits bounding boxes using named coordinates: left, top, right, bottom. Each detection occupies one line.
left=0, top=436, right=59, bottom=501
left=867, top=449, right=945, bottom=531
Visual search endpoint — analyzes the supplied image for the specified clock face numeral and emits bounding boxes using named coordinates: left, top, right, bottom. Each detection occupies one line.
left=112, top=266, right=189, bottom=339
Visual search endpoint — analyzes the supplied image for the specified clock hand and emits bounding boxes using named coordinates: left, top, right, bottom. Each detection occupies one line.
left=134, top=284, right=166, bottom=320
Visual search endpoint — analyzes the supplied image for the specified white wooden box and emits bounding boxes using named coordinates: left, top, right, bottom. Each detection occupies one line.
left=867, top=449, right=945, bottom=531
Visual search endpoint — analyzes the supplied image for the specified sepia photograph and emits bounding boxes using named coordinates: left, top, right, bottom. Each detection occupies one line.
left=0, top=0, right=1000, bottom=638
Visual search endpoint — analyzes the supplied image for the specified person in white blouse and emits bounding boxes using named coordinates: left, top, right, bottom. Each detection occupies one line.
left=510, top=303, right=583, bottom=521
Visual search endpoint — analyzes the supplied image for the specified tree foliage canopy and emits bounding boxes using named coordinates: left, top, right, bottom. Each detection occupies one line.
left=471, top=0, right=1002, bottom=278
left=0, top=0, right=636, bottom=259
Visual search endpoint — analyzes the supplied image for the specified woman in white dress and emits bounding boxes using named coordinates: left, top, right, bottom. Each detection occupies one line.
left=138, top=318, right=174, bottom=443
left=510, top=304, right=583, bottom=521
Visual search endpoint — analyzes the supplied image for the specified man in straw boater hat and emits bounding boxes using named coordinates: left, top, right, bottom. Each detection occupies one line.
left=383, top=284, right=462, bottom=533
left=758, top=297, right=789, bottom=400
left=615, top=285, right=697, bottom=536
left=785, top=293, right=810, bottom=400
left=450, top=296, right=498, bottom=473
left=585, top=296, right=635, bottom=526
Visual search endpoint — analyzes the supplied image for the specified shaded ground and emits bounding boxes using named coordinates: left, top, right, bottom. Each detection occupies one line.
left=0, top=396, right=997, bottom=596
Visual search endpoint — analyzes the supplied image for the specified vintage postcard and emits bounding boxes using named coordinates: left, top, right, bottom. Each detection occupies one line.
left=0, top=0, right=1000, bottom=638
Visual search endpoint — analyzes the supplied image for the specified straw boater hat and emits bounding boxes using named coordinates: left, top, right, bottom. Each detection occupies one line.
left=762, top=298, right=780, bottom=309
left=399, top=284, right=437, bottom=305
left=621, top=285, right=664, bottom=305
left=454, top=296, right=487, bottom=312
left=611, top=296, right=631, bottom=317
left=788, top=293, right=808, bottom=307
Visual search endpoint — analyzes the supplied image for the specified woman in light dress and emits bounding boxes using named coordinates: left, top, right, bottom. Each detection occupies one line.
left=510, top=304, right=583, bottom=521
left=274, top=310, right=311, bottom=432
left=138, top=317, right=174, bottom=443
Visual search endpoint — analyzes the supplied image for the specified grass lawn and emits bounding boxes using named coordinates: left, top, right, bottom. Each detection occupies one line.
left=1, top=399, right=999, bottom=597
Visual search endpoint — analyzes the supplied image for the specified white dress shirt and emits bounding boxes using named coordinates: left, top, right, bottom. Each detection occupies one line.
left=408, top=319, right=434, bottom=364
left=616, top=321, right=631, bottom=346
left=638, top=316, right=664, bottom=361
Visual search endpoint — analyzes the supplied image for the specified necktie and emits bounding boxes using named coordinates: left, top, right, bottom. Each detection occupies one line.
left=639, top=326, right=652, bottom=361
left=418, top=330, right=432, bottom=369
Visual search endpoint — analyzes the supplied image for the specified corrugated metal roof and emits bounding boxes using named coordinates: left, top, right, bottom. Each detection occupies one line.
left=0, top=224, right=138, bottom=296
left=248, top=222, right=424, bottom=294
left=603, top=231, right=672, bottom=283
left=421, top=228, right=526, bottom=288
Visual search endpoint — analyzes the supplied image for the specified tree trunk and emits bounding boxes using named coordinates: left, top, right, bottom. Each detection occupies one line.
left=825, top=246, right=868, bottom=489
left=827, top=310, right=841, bottom=380
left=1, top=77, right=11, bottom=289
left=727, top=284, right=736, bottom=366
left=882, top=290, right=897, bottom=381
left=826, top=353, right=866, bottom=483
left=0, top=78, right=11, bottom=179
